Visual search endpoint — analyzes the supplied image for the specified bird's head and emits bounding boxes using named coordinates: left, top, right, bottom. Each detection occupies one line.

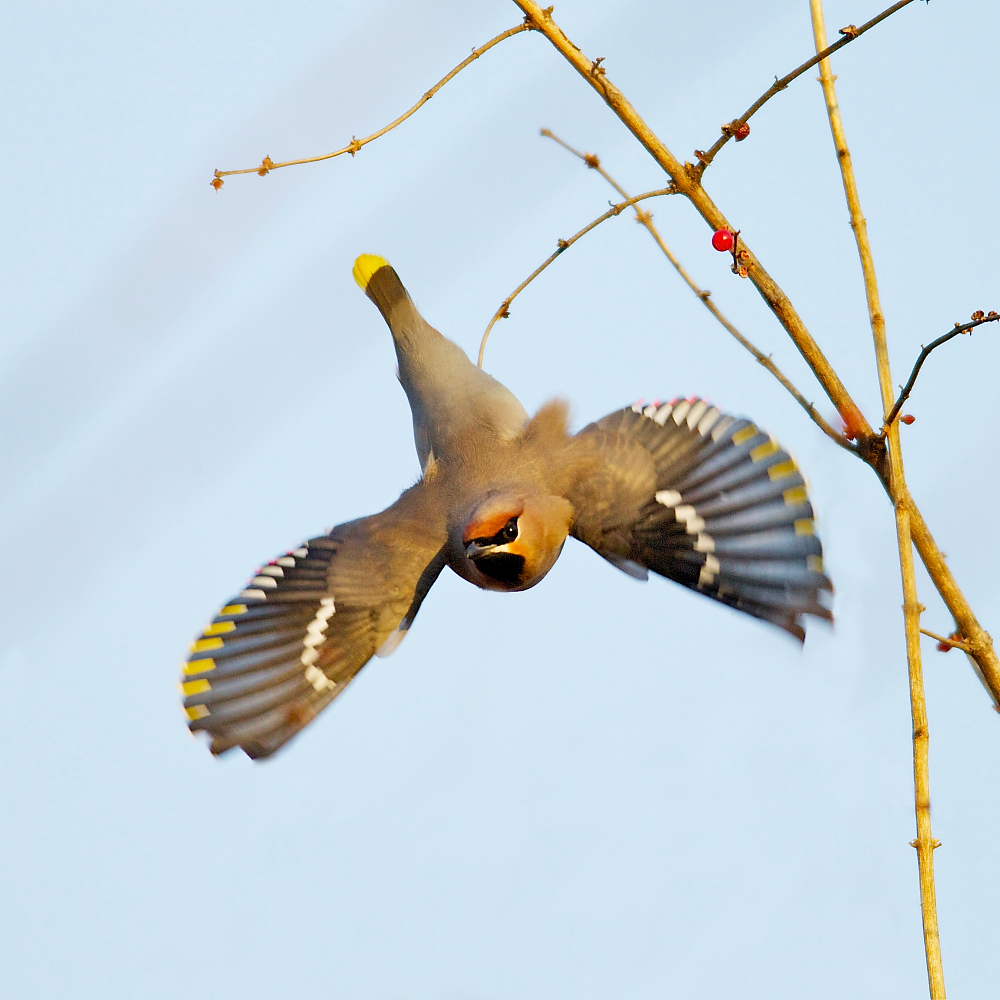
left=459, top=492, right=574, bottom=592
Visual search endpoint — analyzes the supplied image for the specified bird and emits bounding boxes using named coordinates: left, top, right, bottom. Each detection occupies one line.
left=181, top=254, right=832, bottom=759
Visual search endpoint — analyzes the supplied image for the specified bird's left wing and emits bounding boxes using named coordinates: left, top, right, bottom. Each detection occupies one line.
left=566, top=398, right=832, bottom=639
left=181, top=484, right=447, bottom=759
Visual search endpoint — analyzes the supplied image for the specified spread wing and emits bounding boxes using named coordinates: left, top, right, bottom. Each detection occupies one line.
left=181, top=483, right=447, bottom=759
left=568, top=398, right=832, bottom=639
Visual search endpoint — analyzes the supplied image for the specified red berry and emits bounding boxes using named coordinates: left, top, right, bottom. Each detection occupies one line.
left=900, top=414, right=916, bottom=425
left=734, top=122, right=750, bottom=141
left=712, top=229, right=735, bottom=252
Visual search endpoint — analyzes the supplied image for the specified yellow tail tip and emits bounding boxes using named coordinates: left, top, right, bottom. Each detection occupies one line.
left=353, top=253, right=390, bottom=291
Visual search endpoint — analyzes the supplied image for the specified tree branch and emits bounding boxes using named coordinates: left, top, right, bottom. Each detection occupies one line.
left=695, top=0, right=918, bottom=173
left=477, top=186, right=676, bottom=368
left=884, top=313, right=999, bottom=429
left=510, top=0, right=874, bottom=452
left=906, top=498, right=1000, bottom=710
left=210, top=22, right=532, bottom=186
left=920, top=628, right=970, bottom=654
left=811, top=4, right=945, bottom=996
left=540, top=128, right=854, bottom=453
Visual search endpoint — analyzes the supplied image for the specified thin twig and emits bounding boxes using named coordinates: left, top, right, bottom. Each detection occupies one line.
left=512, top=0, right=874, bottom=448
left=540, top=128, right=854, bottom=453
left=211, top=23, right=532, bottom=185
left=695, top=0, right=917, bottom=173
left=811, top=3, right=945, bottom=996
left=884, top=313, right=999, bottom=429
left=476, top=187, right=675, bottom=368
left=920, top=628, right=970, bottom=653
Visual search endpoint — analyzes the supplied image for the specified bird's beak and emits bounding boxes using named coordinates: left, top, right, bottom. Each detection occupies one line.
left=464, top=540, right=488, bottom=560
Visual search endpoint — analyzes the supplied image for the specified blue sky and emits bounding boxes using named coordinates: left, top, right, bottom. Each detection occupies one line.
left=3, top=1, right=998, bottom=997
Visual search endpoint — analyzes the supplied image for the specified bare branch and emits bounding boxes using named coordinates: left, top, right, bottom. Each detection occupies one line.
left=804, top=1, right=1000, bottom=709
left=884, top=313, right=1000, bottom=429
left=811, top=4, right=945, bottom=996
left=907, top=498, right=1000, bottom=708
left=476, top=187, right=676, bottom=368
left=211, top=22, right=532, bottom=186
left=695, top=0, right=918, bottom=173
left=512, top=0, right=874, bottom=448
left=540, top=128, right=854, bottom=453
left=920, top=628, right=970, bottom=654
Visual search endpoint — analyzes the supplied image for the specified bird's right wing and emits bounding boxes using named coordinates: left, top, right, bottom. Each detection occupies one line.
left=567, top=398, right=832, bottom=639
left=181, top=484, right=447, bottom=759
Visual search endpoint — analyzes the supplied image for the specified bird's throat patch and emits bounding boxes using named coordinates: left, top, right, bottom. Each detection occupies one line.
left=473, top=551, right=525, bottom=588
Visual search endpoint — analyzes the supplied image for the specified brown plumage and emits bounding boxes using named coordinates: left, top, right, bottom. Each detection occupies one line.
left=181, top=256, right=832, bottom=759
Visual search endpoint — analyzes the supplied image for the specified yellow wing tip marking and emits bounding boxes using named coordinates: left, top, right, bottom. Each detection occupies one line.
left=808, top=555, right=825, bottom=573
left=183, top=657, right=216, bottom=676
left=731, top=425, right=758, bottom=446
left=185, top=704, right=210, bottom=721
left=182, top=678, right=212, bottom=696
left=203, top=621, right=236, bottom=636
left=750, top=439, right=779, bottom=462
left=190, top=636, right=224, bottom=653
left=220, top=604, right=248, bottom=616
left=783, top=485, right=809, bottom=504
left=794, top=518, right=815, bottom=536
left=768, top=459, right=798, bottom=481
left=353, top=253, right=390, bottom=291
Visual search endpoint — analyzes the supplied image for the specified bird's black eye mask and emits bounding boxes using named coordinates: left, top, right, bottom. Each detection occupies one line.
left=469, top=516, right=519, bottom=548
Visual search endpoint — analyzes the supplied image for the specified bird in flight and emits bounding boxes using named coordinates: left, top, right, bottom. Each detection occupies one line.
left=182, top=255, right=831, bottom=758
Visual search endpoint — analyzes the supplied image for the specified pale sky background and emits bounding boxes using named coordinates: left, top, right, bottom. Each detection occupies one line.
left=3, top=1, right=998, bottom=997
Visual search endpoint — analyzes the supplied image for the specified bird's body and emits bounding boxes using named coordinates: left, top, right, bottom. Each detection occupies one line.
left=182, top=255, right=832, bottom=758
left=354, top=254, right=529, bottom=470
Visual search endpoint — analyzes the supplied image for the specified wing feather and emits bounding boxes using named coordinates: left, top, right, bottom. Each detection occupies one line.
left=569, top=399, right=832, bottom=639
left=181, top=484, right=446, bottom=759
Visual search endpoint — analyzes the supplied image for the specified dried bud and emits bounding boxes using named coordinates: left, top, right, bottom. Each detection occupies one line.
left=734, top=122, right=751, bottom=141
left=936, top=630, right=963, bottom=652
left=837, top=405, right=866, bottom=441
left=211, top=176, right=224, bottom=191
left=900, top=414, right=916, bottom=425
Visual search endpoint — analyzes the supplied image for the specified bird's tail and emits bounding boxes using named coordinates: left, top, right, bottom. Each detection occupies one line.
left=353, top=253, right=424, bottom=339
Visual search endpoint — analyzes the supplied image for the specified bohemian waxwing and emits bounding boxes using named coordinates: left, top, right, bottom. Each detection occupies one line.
left=182, top=254, right=832, bottom=758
